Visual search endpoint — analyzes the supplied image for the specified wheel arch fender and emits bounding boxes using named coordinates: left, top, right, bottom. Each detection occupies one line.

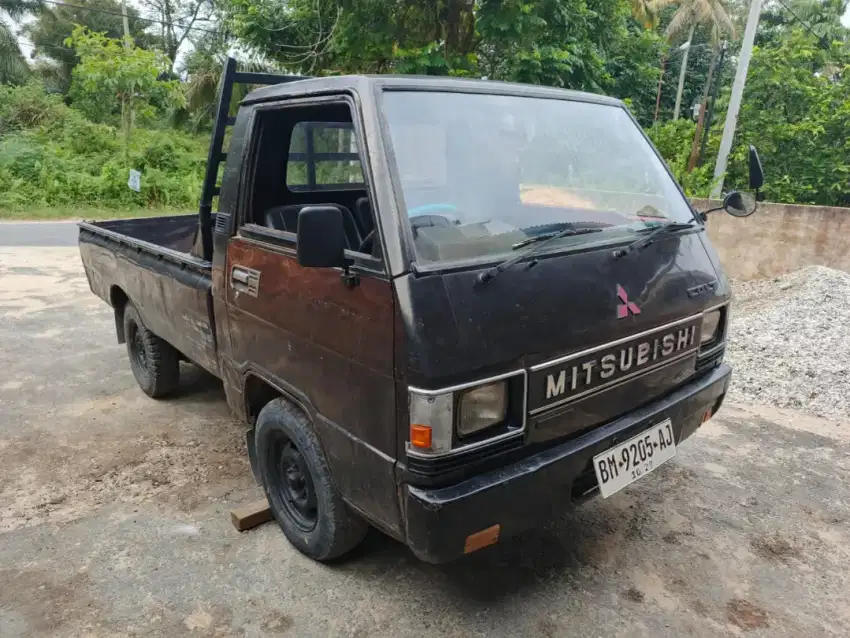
left=109, top=285, right=130, bottom=343
left=242, top=371, right=318, bottom=484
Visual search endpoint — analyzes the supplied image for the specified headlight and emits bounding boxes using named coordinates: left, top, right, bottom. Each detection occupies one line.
left=408, top=373, right=522, bottom=456
left=458, top=381, right=508, bottom=437
left=701, top=310, right=721, bottom=345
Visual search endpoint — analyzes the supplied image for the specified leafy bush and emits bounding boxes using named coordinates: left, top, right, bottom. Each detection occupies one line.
left=646, top=30, right=850, bottom=207
left=0, top=82, right=206, bottom=211
left=0, top=81, right=67, bottom=135
left=722, top=30, right=850, bottom=207
left=646, top=119, right=716, bottom=197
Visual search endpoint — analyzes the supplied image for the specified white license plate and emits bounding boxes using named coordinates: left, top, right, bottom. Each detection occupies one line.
left=592, top=419, right=676, bottom=498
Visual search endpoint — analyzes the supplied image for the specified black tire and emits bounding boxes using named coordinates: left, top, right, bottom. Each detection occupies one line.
left=123, top=302, right=180, bottom=398
left=255, top=399, right=367, bottom=561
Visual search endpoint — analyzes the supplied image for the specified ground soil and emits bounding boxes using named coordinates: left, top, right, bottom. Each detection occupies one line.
left=2, top=248, right=849, bottom=637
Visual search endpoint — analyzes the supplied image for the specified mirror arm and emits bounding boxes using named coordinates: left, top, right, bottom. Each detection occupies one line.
left=340, top=261, right=359, bottom=289
left=700, top=206, right=725, bottom=219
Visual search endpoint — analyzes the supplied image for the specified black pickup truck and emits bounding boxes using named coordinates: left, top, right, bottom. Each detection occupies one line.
left=79, top=59, right=762, bottom=563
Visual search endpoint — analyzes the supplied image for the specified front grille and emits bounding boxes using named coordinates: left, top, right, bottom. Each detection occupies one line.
left=406, top=434, right=524, bottom=477
left=527, top=316, right=702, bottom=415
left=696, top=346, right=725, bottom=372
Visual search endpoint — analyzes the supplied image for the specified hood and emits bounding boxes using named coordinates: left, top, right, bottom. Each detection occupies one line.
left=396, top=231, right=728, bottom=390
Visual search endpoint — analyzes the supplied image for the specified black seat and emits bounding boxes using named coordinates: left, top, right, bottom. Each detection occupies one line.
left=353, top=197, right=373, bottom=236
left=264, top=205, right=302, bottom=232
left=265, top=203, right=362, bottom=249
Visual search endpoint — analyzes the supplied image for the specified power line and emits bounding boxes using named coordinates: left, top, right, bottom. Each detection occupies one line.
left=18, top=36, right=74, bottom=53
left=21, top=0, right=339, bottom=62
left=773, top=0, right=831, bottom=47
left=37, top=0, right=221, bottom=36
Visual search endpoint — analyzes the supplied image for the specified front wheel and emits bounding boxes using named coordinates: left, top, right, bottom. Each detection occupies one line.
left=255, top=399, right=367, bottom=561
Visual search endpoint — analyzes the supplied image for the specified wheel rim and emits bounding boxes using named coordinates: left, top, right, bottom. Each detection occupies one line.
left=129, top=321, right=147, bottom=370
left=270, top=437, right=318, bottom=532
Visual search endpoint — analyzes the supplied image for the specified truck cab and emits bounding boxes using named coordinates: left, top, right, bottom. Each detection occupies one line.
left=79, top=61, right=761, bottom=563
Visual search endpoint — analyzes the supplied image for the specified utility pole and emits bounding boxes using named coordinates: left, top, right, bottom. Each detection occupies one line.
left=687, top=40, right=727, bottom=172
left=698, top=41, right=728, bottom=166
left=120, top=0, right=132, bottom=162
left=711, top=0, right=763, bottom=198
left=653, top=54, right=668, bottom=125
left=673, top=25, right=696, bottom=121
left=120, top=0, right=131, bottom=49
left=686, top=47, right=716, bottom=172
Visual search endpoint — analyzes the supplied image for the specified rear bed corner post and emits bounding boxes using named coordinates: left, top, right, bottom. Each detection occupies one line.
left=198, top=57, right=237, bottom=261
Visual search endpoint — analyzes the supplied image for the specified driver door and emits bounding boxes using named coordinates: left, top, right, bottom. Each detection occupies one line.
left=222, top=96, right=402, bottom=535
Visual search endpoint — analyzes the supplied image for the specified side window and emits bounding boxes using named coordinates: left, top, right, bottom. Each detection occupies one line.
left=286, top=122, right=365, bottom=191
left=241, top=102, right=381, bottom=261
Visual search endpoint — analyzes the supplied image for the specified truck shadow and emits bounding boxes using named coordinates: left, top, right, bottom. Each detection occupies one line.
left=172, top=363, right=228, bottom=401
left=160, top=368, right=640, bottom=604
left=342, top=502, right=626, bottom=605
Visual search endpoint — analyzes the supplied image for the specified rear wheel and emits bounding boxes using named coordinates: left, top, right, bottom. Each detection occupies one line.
left=255, top=399, right=367, bottom=561
left=123, top=303, right=180, bottom=398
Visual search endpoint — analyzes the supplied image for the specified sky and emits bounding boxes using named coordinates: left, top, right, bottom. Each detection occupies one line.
left=12, top=0, right=202, bottom=67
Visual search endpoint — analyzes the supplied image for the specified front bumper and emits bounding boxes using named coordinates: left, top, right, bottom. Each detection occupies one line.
left=403, top=364, right=732, bottom=563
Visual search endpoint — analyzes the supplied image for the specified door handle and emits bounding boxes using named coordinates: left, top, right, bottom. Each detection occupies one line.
left=230, top=265, right=260, bottom=297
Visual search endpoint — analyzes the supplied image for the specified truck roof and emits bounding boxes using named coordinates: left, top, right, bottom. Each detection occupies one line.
left=241, top=74, right=625, bottom=108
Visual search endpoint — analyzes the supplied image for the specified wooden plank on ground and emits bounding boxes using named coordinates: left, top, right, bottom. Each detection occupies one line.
left=230, top=499, right=273, bottom=532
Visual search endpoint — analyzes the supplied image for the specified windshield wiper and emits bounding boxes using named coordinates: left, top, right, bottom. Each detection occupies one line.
left=477, top=227, right=603, bottom=284
left=612, top=221, right=698, bottom=260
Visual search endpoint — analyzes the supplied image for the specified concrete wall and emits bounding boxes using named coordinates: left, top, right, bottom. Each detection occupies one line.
left=692, top=199, right=850, bottom=281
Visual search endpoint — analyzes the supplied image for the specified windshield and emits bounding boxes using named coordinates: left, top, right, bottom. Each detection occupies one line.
left=381, top=90, right=695, bottom=265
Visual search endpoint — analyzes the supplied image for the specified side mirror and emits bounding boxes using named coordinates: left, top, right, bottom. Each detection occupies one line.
left=748, top=145, right=764, bottom=193
left=723, top=191, right=757, bottom=217
left=296, top=205, right=347, bottom=268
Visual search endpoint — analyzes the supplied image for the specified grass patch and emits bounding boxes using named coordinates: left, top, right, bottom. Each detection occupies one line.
left=0, top=84, right=207, bottom=215
left=0, top=206, right=193, bottom=221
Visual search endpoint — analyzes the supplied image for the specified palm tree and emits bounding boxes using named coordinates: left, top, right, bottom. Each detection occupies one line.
left=0, top=0, right=37, bottom=84
left=665, top=0, right=735, bottom=120
left=182, top=35, right=282, bottom=131
left=631, top=0, right=665, bottom=29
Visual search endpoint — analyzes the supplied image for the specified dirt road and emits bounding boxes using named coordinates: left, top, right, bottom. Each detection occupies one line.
left=2, top=247, right=849, bottom=637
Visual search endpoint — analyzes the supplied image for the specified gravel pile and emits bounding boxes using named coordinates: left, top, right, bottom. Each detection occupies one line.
left=726, top=265, right=850, bottom=421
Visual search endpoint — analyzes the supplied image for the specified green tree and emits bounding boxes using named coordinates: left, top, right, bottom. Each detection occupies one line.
left=606, top=19, right=667, bottom=124
left=758, top=0, right=849, bottom=47
left=66, top=26, right=185, bottom=158
left=218, top=0, right=665, bottom=118
left=138, top=0, right=213, bottom=66
left=23, top=0, right=161, bottom=94
left=720, top=28, right=850, bottom=206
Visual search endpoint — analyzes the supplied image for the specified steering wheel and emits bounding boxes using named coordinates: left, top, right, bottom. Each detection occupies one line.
left=357, top=229, right=376, bottom=254
left=407, top=204, right=462, bottom=239
left=407, top=203, right=459, bottom=217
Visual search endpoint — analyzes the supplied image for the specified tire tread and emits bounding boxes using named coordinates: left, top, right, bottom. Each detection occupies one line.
left=256, top=399, right=367, bottom=561
left=123, top=303, right=180, bottom=398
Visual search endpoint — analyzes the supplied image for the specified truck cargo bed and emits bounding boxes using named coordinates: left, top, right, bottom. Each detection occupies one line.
left=86, top=214, right=200, bottom=256
left=78, top=214, right=219, bottom=376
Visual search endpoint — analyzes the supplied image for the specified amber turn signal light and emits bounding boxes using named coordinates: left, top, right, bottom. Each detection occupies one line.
left=410, top=424, right=432, bottom=449
left=464, top=524, right=500, bottom=554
